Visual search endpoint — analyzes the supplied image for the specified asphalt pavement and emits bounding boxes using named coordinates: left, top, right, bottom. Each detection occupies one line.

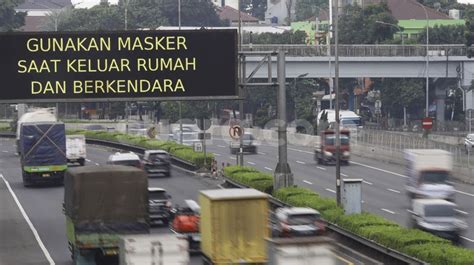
left=0, top=138, right=222, bottom=265
left=0, top=138, right=371, bottom=265
left=204, top=136, right=474, bottom=249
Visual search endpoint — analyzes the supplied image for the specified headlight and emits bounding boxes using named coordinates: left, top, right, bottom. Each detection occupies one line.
left=324, top=151, right=333, bottom=157
left=343, top=151, right=350, bottom=157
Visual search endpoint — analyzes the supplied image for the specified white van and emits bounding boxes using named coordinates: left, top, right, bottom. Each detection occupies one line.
left=317, top=109, right=362, bottom=129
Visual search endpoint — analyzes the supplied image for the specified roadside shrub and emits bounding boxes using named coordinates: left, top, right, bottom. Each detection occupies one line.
left=286, top=194, right=337, bottom=212
left=321, top=207, right=344, bottom=223
left=336, top=213, right=398, bottom=234
left=273, top=186, right=317, bottom=201
left=403, top=242, right=474, bottom=265
left=223, top=166, right=259, bottom=177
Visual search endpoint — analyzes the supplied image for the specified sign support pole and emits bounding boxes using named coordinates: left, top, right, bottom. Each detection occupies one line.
left=274, top=49, right=293, bottom=190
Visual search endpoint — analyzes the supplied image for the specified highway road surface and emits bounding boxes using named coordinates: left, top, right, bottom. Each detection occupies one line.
left=0, top=138, right=365, bottom=265
left=205, top=136, right=474, bottom=249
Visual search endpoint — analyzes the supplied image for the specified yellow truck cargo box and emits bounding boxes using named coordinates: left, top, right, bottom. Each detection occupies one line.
left=199, top=188, right=269, bottom=264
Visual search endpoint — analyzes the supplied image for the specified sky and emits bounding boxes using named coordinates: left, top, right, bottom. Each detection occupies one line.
left=72, top=0, right=473, bottom=9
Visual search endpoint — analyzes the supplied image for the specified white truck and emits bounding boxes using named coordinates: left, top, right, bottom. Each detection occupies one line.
left=266, top=237, right=336, bottom=265
left=66, top=135, right=86, bottom=166
left=119, top=234, right=189, bottom=265
left=404, top=149, right=455, bottom=201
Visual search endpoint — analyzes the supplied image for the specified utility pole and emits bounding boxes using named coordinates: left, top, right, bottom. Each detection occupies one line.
left=238, top=0, right=244, bottom=166
left=334, top=0, right=342, bottom=206
left=178, top=0, right=183, bottom=144
left=274, top=49, right=293, bottom=190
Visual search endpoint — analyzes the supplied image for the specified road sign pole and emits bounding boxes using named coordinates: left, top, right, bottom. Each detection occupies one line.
left=274, top=49, right=293, bottom=190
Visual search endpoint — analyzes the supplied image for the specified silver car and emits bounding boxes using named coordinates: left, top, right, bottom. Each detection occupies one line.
left=409, top=199, right=467, bottom=244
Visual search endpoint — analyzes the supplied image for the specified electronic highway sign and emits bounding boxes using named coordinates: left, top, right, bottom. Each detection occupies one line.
left=0, top=30, right=238, bottom=103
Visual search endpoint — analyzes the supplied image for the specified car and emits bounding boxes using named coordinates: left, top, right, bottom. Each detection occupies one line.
left=170, top=126, right=200, bottom=146
left=148, top=187, right=173, bottom=226
left=464, top=133, right=474, bottom=153
left=229, top=132, right=257, bottom=154
left=142, top=150, right=171, bottom=177
left=106, top=152, right=142, bottom=169
left=273, top=207, right=325, bottom=237
left=409, top=199, right=468, bottom=244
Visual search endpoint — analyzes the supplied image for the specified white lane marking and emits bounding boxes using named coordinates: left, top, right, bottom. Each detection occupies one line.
left=361, top=200, right=365, bottom=203
left=341, top=173, right=348, bottom=177
left=317, top=166, right=326, bottom=171
left=288, top=148, right=313, bottom=154
left=247, top=161, right=256, bottom=165
left=454, top=209, right=469, bottom=215
left=213, top=153, right=221, bottom=157
left=95, top=163, right=100, bottom=166
left=303, top=180, right=313, bottom=185
left=217, top=145, right=226, bottom=148
left=325, top=188, right=336, bottom=194
left=387, top=188, right=401, bottom=194
left=350, top=161, right=409, bottom=179
left=264, top=167, right=273, bottom=171
left=296, top=161, right=306, bottom=165
left=363, top=180, right=373, bottom=185
left=407, top=209, right=415, bottom=215
left=230, top=157, right=237, bottom=160
left=461, top=236, right=474, bottom=243
left=2, top=150, right=8, bottom=153
left=0, top=174, right=55, bottom=265
left=381, top=208, right=396, bottom=214
left=258, top=152, right=267, bottom=155
left=455, top=190, right=474, bottom=197
left=352, top=161, right=474, bottom=197
left=85, top=159, right=92, bottom=162
left=217, top=184, right=225, bottom=189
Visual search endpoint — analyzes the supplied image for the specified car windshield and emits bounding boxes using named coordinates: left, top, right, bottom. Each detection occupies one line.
left=149, top=190, right=168, bottom=200
left=113, top=160, right=141, bottom=168
left=325, top=135, right=350, bottom=145
left=287, top=213, right=319, bottom=225
left=341, top=118, right=361, bottom=126
left=420, top=171, right=449, bottom=183
left=149, top=153, right=169, bottom=162
left=424, top=204, right=455, bottom=217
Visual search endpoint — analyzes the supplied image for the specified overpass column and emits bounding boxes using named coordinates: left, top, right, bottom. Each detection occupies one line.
left=434, top=81, right=446, bottom=123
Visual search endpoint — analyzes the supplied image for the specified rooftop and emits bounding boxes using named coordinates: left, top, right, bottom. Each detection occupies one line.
left=16, top=0, right=72, bottom=10
left=217, top=5, right=259, bottom=23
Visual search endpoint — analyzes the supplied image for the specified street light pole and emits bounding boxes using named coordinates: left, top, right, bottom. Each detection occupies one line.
left=334, top=0, right=341, bottom=206
left=416, top=2, right=430, bottom=117
left=178, top=0, right=183, bottom=144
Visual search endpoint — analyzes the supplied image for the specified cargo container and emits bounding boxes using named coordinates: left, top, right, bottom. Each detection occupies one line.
left=64, top=166, right=149, bottom=264
left=266, top=237, right=336, bottom=265
left=199, top=188, right=268, bottom=264
left=119, top=234, right=189, bottom=265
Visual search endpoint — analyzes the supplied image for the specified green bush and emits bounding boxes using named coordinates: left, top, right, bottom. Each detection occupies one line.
left=223, top=166, right=259, bottom=177
left=337, top=213, right=399, bottom=234
left=273, top=186, right=318, bottom=201
left=403, top=242, right=474, bottom=265
left=321, top=207, right=344, bottom=223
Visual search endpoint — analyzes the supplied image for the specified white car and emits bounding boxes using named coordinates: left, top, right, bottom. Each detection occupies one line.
left=464, top=133, right=474, bottom=153
left=107, top=152, right=142, bottom=169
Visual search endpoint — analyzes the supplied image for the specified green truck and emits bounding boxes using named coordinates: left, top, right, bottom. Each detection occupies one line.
left=64, top=165, right=149, bottom=264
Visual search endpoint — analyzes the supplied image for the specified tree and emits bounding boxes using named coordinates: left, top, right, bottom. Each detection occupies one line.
left=240, top=0, right=267, bottom=21
left=375, top=79, right=425, bottom=119
left=0, top=0, right=26, bottom=31
left=465, top=8, right=474, bottom=58
left=339, top=3, right=398, bottom=44
left=417, top=24, right=465, bottom=44
left=295, top=0, right=328, bottom=21
left=118, top=0, right=168, bottom=29
left=159, top=0, right=227, bottom=27
left=57, top=3, right=124, bottom=31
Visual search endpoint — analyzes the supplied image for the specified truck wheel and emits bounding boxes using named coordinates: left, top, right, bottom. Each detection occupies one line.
left=79, top=158, right=85, bottom=166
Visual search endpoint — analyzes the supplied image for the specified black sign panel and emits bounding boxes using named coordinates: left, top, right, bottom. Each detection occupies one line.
left=0, top=30, right=238, bottom=102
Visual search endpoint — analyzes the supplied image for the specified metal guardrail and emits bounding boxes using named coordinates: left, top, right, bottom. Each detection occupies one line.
left=85, top=138, right=199, bottom=171
left=242, top=44, right=466, bottom=57
left=0, top=132, right=198, bottom=171
left=222, top=176, right=427, bottom=265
